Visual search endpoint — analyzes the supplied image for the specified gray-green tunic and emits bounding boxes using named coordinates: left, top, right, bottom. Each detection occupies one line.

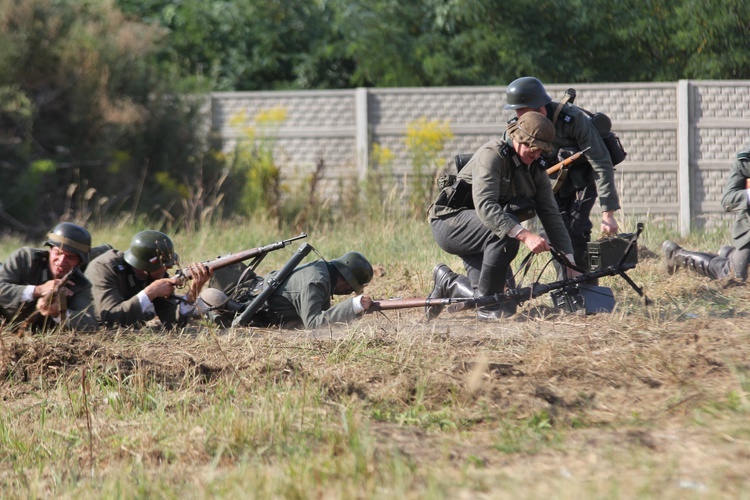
left=85, top=249, right=183, bottom=328
left=0, top=247, right=97, bottom=331
left=264, top=260, right=362, bottom=330
left=430, top=138, right=574, bottom=256
left=721, top=150, right=750, bottom=250
left=547, top=101, right=621, bottom=212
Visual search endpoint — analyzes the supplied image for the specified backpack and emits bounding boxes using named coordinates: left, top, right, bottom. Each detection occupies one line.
left=553, top=88, right=627, bottom=166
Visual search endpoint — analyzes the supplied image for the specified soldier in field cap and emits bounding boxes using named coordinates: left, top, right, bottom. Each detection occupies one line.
left=428, top=111, right=579, bottom=321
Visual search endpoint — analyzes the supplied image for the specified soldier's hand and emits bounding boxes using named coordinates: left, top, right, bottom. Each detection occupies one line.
left=183, top=263, right=213, bottom=305
left=33, top=279, right=72, bottom=299
left=516, top=229, right=551, bottom=254
left=601, top=211, right=619, bottom=235
left=359, top=296, right=373, bottom=311
left=144, top=278, right=176, bottom=301
left=36, top=294, right=61, bottom=317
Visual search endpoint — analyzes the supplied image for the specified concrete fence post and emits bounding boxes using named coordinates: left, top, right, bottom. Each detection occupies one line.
left=677, top=79, right=692, bottom=237
left=355, top=88, right=369, bottom=182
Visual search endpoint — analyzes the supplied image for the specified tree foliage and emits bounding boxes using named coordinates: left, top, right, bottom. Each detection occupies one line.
left=0, top=0, right=748, bottom=233
left=0, top=0, right=225, bottom=232
left=117, top=0, right=749, bottom=89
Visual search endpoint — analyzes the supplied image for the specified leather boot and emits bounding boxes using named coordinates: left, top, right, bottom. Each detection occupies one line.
left=718, top=246, right=750, bottom=280
left=475, top=265, right=516, bottom=321
left=425, top=264, right=474, bottom=320
left=662, top=240, right=720, bottom=279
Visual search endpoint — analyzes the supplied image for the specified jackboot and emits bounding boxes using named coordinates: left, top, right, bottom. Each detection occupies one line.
left=475, top=265, right=516, bottom=321
left=718, top=246, right=750, bottom=280
left=425, top=264, right=474, bottom=320
left=662, top=240, right=721, bottom=279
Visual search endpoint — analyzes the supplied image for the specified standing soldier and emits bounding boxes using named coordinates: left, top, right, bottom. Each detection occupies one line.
left=85, top=230, right=212, bottom=328
left=663, top=147, right=750, bottom=280
left=504, top=76, right=622, bottom=271
left=0, top=222, right=98, bottom=331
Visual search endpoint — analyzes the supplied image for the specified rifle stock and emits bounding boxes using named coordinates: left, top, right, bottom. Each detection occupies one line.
left=176, top=233, right=307, bottom=280
left=546, top=146, right=591, bottom=176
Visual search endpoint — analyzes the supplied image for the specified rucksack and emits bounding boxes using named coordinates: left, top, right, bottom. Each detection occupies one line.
left=553, top=88, right=627, bottom=166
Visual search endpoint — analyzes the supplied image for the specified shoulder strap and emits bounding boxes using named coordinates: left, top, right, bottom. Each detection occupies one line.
left=552, top=89, right=575, bottom=125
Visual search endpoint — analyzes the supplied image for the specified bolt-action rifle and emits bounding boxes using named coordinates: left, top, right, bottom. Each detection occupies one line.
left=174, top=233, right=307, bottom=283
left=547, top=146, right=591, bottom=193
left=370, top=223, right=649, bottom=317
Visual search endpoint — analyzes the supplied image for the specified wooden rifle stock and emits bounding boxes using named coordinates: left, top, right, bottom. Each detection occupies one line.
left=546, top=146, right=591, bottom=176
left=176, top=233, right=307, bottom=281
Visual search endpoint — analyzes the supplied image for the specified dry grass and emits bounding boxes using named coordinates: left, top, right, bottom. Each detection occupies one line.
left=1, top=217, right=750, bottom=497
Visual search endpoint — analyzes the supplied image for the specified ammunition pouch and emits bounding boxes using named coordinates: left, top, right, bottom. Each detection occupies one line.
left=435, top=174, right=536, bottom=222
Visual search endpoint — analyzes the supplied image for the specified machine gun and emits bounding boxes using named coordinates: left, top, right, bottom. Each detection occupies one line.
left=370, top=223, right=649, bottom=317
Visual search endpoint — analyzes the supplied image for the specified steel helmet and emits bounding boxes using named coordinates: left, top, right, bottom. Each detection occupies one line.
left=331, top=252, right=373, bottom=294
left=504, top=76, right=552, bottom=110
left=123, top=230, right=177, bottom=272
left=45, top=222, right=92, bottom=264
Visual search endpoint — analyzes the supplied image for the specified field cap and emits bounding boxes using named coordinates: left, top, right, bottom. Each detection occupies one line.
left=507, top=111, right=555, bottom=153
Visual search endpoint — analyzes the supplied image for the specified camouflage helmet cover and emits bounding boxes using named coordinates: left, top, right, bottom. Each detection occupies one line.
left=45, top=222, right=92, bottom=264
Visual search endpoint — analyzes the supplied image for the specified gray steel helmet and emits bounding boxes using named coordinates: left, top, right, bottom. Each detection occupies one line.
left=123, top=230, right=177, bottom=272
left=45, top=222, right=92, bottom=264
left=504, top=76, right=552, bottom=110
left=331, top=252, right=373, bottom=294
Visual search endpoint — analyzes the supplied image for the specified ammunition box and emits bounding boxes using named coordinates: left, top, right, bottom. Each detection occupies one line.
left=586, top=233, right=638, bottom=271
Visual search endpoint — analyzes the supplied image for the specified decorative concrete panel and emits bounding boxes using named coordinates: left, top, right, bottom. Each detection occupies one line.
left=696, top=128, right=750, bottom=160
left=212, top=91, right=356, bottom=132
left=370, top=88, right=505, bottom=126
left=617, top=129, right=678, bottom=162
left=619, top=171, right=679, bottom=206
left=210, top=81, right=750, bottom=231
left=695, top=83, right=750, bottom=120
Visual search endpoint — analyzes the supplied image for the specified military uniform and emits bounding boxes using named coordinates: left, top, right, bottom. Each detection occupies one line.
left=663, top=149, right=750, bottom=280
left=258, top=260, right=364, bottom=330
left=429, top=137, right=574, bottom=308
left=0, top=247, right=97, bottom=331
left=528, top=101, right=620, bottom=267
left=85, top=249, right=185, bottom=328
left=722, top=150, right=750, bottom=250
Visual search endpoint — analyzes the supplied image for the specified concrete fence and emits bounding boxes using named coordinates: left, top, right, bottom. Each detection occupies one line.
left=211, top=80, right=750, bottom=236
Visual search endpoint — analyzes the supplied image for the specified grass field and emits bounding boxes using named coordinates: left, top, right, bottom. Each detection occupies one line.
left=1, top=214, right=749, bottom=498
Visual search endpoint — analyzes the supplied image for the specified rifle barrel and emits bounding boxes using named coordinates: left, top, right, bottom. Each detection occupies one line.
left=369, top=296, right=472, bottom=312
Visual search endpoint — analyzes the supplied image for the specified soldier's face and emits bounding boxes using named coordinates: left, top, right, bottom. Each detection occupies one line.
left=515, top=141, right=543, bottom=165
left=49, top=246, right=81, bottom=279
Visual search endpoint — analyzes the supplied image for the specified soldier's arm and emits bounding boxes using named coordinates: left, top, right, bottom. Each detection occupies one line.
left=721, top=154, right=750, bottom=212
